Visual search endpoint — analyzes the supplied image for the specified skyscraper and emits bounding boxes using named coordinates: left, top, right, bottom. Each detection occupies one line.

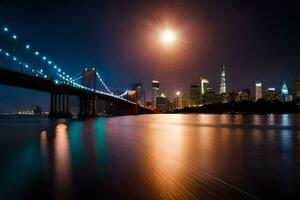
left=200, top=78, right=209, bottom=94
left=295, top=76, right=300, bottom=99
left=236, top=89, right=251, bottom=102
left=189, top=85, right=201, bottom=106
left=281, top=81, right=292, bottom=102
left=281, top=82, right=288, bottom=96
left=219, top=64, right=226, bottom=94
left=132, top=83, right=145, bottom=105
left=266, top=88, right=277, bottom=101
left=152, top=80, right=160, bottom=107
left=255, top=81, right=262, bottom=101
left=156, top=93, right=169, bottom=113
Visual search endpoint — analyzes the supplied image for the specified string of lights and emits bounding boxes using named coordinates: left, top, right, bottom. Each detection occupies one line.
left=0, top=25, right=74, bottom=84
left=0, top=24, right=131, bottom=101
left=0, top=47, right=46, bottom=77
left=118, top=90, right=128, bottom=98
left=96, top=71, right=113, bottom=94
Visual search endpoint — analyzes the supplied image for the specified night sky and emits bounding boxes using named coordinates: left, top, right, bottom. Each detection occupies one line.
left=0, top=0, right=300, bottom=112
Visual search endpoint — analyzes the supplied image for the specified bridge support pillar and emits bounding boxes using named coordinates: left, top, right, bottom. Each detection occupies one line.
left=49, top=93, right=72, bottom=119
left=66, top=95, right=71, bottom=116
left=62, top=94, right=65, bottom=114
left=92, top=97, right=97, bottom=116
left=78, top=97, right=98, bottom=118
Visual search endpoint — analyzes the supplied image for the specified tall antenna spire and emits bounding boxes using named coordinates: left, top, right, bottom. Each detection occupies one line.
left=219, top=64, right=226, bottom=94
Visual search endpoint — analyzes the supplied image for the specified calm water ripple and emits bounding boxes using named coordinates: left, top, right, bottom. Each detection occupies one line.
left=0, top=114, right=300, bottom=199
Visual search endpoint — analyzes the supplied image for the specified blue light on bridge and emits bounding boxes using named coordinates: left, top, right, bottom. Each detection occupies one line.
left=42, top=56, right=47, bottom=60
left=13, top=57, right=17, bottom=61
left=48, top=60, right=52, bottom=64
left=44, top=75, right=47, bottom=78
left=25, top=44, right=30, bottom=49
left=35, top=51, right=39, bottom=55
left=12, top=34, right=17, bottom=39
left=53, top=65, right=57, bottom=69
left=58, top=69, right=61, bottom=72
left=5, top=52, right=9, bottom=56
left=0, top=49, right=2, bottom=52
left=54, top=80, right=59, bottom=84
left=3, top=27, right=9, bottom=32
left=25, top=64, right=29, bottom=68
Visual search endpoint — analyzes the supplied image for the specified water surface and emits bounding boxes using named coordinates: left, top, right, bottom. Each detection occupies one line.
left=1, top=114, right=300, bottom=199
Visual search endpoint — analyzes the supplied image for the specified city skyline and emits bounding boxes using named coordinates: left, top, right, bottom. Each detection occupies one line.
left=1, top=0, right=300, bottom=112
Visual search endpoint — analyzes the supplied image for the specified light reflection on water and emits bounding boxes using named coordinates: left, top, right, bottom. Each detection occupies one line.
left=1, top=114, right=300, bottom=199
left=54, top=124, right=71, bottom=199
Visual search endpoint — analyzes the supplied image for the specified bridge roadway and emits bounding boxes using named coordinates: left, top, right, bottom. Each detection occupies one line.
left=0, top=67, right=154, bottom=117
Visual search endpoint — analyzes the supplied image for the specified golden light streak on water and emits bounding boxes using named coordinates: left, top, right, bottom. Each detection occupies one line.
left=54, top=123, right=71, bottom=199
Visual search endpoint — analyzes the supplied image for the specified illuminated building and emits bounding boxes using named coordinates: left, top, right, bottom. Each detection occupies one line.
left=281, top=82, right=288, bottom=96
left=281, top=81, right=292, bottom=102
left=174, top=91, right=183, bottom=109
left=203, top=88, right=217, bottom=104
left=167, top=97, right=175, bottom=111
left=236, top=89, right=251, bottom=102
left=220, top=93, right=229, bottom=103
left=127, top=90, right=137, bottom=102
left=156, top=93, right=169, bottom=113
left=219, top=64, right=226, bottom=94
left=255, top=81, right=262, bottom=101
left=189, top=85, right=201, bottom=106
left=266, top=88, right=277, bottom=101
left=295, top=76, right=300, bottom=99
left=132, top=83, right=145, bottom=105
left=152, top=80, right=160, bottom=107
left=228, top=92, right=237, bottom=102
left=174, top=96, right=183, bottom=109
left=200, top=78, right=209, bottom=94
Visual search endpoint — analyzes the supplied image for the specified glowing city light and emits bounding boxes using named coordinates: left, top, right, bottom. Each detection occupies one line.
left=25, top=44, right=30, bottom=49
left=35, top=51, right=39, bottom=55
left=12, top=34, right=17, bottom=39
left=3, top=27, right=8, bottom=32
left=176, top=91, right=181, bottom=96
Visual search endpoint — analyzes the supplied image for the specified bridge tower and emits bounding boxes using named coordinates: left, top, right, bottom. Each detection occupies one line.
left=79, top=67, right=98, bottom=117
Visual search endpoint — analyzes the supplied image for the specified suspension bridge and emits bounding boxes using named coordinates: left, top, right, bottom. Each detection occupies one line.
left=0, top=25, right=153, bottom=117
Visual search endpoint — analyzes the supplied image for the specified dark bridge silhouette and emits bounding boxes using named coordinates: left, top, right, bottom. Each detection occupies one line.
left=0, top=67, right=154, bottom=118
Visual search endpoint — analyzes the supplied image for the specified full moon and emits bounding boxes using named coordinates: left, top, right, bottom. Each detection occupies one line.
left=161, top=30, right=176, bottom=44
